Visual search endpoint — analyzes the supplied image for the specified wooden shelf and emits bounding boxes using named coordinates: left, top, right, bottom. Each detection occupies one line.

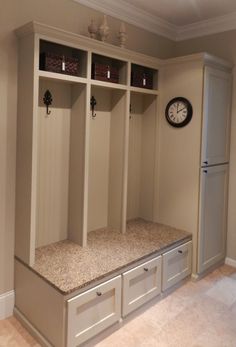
left=130, top=86, right=158, bottom=95
left=38, top=70, right=88, bottom=85
left=91, top=79, right=127, bottom=91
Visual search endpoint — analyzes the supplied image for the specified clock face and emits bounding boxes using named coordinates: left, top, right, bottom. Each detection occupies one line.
left=165, top=97, right=192, bottom=128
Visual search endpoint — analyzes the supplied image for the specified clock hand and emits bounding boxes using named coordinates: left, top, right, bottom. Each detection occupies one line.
left=177, top=106, right=186, bottom=113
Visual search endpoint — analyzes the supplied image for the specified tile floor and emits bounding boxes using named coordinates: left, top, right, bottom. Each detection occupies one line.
left=0, top=265, right=236, bottom=347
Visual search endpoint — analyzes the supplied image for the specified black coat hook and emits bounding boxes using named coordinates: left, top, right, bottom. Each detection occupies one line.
left=43, top=90, right=53, bottom=116
left=90, top=96, right=97, bottom=118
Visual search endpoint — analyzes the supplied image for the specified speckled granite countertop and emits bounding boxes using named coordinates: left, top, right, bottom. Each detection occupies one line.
left=31, top=219, right=191, bottom=295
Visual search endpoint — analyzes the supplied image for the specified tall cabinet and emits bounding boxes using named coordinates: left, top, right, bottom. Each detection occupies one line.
left=158, top=54, right=232, bottom=276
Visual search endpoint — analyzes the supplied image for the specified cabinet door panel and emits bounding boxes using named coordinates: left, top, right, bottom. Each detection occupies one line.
left=201, top=67, right=231, bottom=166
left=67, top=276, right=121, bottom=346
left=122, top=256, right=161, bottom=317
left=162, top=241, right=192, bottom=291
left=198, top=165, right=228, bottom=274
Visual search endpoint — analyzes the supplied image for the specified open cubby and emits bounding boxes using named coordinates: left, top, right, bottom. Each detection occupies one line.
left=127, top=92, right=158, bottom=222
left=87, top=86, right=127, bottom=232
left=91, top=53, right=127, bottom=85
left=39, top=40, right=87, bottom=78
left=36, top=79, right=86, bottom=248
left=131, top=64, right=158, bottom=90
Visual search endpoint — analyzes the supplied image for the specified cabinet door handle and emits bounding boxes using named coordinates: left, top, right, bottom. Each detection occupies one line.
left=178, top=250, right=183, bottom=254
left=144, top=268, right=149, bottom=272
left=203, top=161, right=208, bottom=165
left=203, top=170, right=208, bottom=173
left=96, top=291, right=102, bottom=296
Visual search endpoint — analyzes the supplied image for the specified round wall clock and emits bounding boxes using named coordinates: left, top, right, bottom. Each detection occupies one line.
left=165, top=97, right=193, bottom=128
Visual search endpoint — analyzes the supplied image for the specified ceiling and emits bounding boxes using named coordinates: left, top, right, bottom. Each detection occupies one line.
left=75, top=0, right=236, bottom=40
left=123, top=0, right=236, bottom=26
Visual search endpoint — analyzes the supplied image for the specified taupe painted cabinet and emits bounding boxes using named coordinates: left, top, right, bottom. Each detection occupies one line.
left=201, top=67, right=231, bottom=166
left=122, top=256, right=162, bottom=317
left=67, top=276, right=122, bottom=346
left=198, top=165, right=229, bottom=273
left=162, top=241, right=192, bottom=291
left=199, top=66, right=231, bottom=274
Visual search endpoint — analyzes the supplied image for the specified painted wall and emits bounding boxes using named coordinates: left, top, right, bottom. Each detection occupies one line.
left=175, top=31, right=236, bottom=262
left=157, top=60, right=204, bottom=275
left=0, top=0, right=174, bottom=295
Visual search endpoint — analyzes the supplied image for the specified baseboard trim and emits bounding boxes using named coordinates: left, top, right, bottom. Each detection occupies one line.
left=14, top=307, right=52, bottom=347
left=0, top=290, right=15, bottom=320
left=225, top=257, right=236, bottom=268
left=191, top=273, right=200, bottom=281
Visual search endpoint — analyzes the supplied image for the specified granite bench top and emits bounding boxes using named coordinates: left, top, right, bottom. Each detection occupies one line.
left=31, top=219, right=192, bottom=295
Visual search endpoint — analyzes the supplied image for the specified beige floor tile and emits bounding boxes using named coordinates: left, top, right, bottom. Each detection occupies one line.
left=206, top=277, right=236, bottom=307
left=192, top=325, right=236, bottom=347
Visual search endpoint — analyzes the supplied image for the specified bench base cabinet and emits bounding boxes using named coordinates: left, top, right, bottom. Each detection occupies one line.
left=162, top=241, right=192, bottom=291
left=122, top=256, right=162, bottom=317
left=67, top=276, right=121, bottom=347
left=15, top=241, right=192, bottom=347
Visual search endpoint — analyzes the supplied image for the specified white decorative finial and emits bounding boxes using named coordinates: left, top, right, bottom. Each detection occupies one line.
left=118, top=22, right=127, bottom=48
left=99, top=15, right=110, bottom=42
left=88, top=19, right=97, bottom=39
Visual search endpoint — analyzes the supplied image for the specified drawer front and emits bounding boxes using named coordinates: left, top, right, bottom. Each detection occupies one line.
left=122, top=256, right=162, bottom=317
left=67, top=276, right=121, bottom=347
left=162, top=241, right=192, bottom=291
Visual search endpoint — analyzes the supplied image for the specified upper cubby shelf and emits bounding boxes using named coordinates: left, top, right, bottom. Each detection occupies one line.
left=38, top=70, right=87, bottom=85
left=39, top=40, right=88, bottom=79
left=91, top=53, right=127, bottom=85
left=131, top=63, right=158, bottom=91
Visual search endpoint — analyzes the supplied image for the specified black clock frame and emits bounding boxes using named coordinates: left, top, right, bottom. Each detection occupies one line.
left=165, top=97, right=193, bottom=128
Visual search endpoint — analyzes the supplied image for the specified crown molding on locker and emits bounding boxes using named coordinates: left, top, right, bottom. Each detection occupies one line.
left=74, top=0, right=236, bottom=41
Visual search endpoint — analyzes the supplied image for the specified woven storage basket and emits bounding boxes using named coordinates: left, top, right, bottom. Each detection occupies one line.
left=92, top=63, right=119, bottom=83
left=131, top=66, right=153, bottom=89
left=40, top=52, right=80, bottom=76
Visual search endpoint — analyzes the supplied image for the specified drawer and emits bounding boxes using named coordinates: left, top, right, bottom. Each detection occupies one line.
left=122, top=256, right=162, bottom=317
left=162, top=241, right=192, bottom=291
left=67, top=276, right=121, bottom=347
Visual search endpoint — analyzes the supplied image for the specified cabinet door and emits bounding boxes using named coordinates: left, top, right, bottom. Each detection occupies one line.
left=67, top=276, right=121, bottom=347
left=122, top=256, right=162, bottom=317
left=201, top=67, right=231, bottom=166
left=198, top=165, right=228, bottom=274
left=162, top=241, right=192, bottom=291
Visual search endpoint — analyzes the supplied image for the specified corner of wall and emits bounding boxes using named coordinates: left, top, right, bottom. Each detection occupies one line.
left=225, top=257, right=236, bottom=268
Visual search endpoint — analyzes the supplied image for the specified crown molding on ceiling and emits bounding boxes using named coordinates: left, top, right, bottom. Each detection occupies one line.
left=177, top=11, right=236, bottom=41
left=74, top=0, right=236, bottom=41
left=74, top=0, right=177, bottom=40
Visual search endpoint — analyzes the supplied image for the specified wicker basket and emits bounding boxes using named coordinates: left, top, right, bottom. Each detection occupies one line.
left=131, top=66, right=153, bottom=89
left=92, top=63, right=119, bottom=83
left=40, top=52, right=80, bottom=76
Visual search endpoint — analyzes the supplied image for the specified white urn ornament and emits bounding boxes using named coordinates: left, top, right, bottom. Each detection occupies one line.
left=99, top=15, right=110, bottom=42
left=118, top=22, right=127, bottom=48
left=88, top=19, right=97, bottom=39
